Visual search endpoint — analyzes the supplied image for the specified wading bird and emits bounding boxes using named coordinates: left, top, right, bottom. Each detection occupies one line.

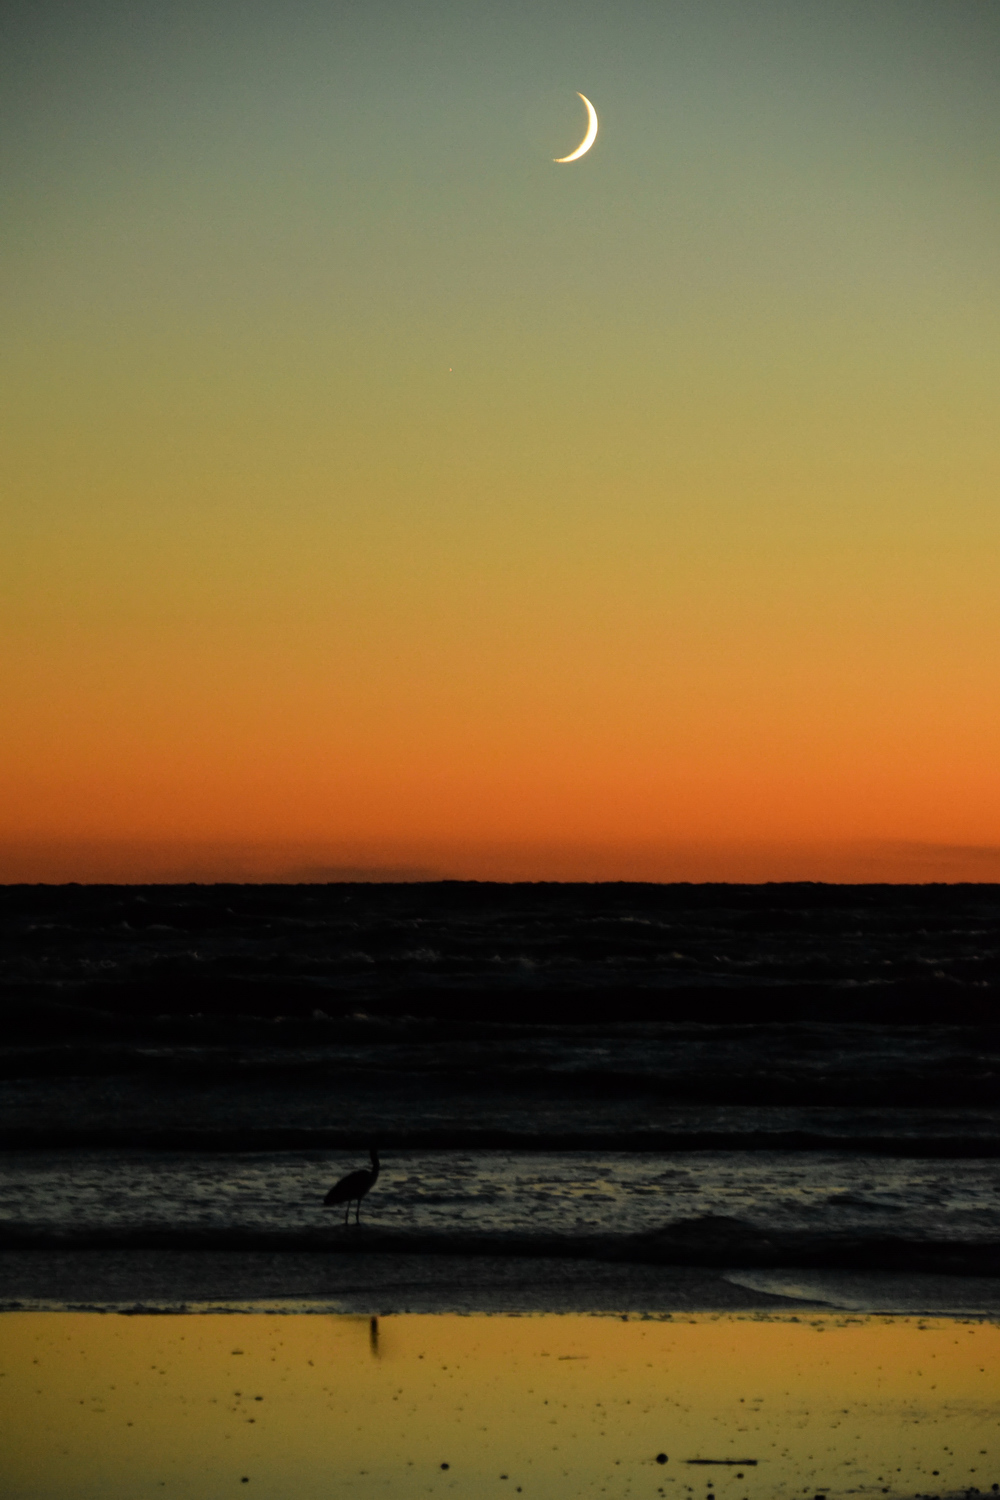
left=324, top=1147, right=380, bottom=1225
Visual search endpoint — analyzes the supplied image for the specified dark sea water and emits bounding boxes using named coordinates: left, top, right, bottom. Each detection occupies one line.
left=1, top=883, right=998, bottom=1276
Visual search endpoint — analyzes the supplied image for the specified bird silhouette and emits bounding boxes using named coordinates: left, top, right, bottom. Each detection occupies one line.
left=324, top=1147, right=380, bottom=1225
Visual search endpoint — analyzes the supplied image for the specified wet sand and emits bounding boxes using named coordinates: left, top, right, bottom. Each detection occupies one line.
left=2, top=1308, right=998, bottom=1500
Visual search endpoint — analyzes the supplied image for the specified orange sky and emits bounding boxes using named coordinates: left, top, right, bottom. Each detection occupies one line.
left=3, top=1, right=999, bottom=881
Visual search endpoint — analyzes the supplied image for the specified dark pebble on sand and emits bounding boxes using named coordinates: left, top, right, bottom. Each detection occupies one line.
left=656, top=1454, right=668, bottom=1465
left=441, top=1463, right=449, bottom=1470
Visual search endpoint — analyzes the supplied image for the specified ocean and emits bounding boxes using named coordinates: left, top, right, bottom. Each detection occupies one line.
left=2, top=882, right=998, bottom=1295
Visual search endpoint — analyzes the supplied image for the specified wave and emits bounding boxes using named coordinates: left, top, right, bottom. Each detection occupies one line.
left=1, top=1215, right=997, bottom=1275
left=3, top=1125, right=1000, bottom=1155
left=4, top=881, right=1000, bottom=1032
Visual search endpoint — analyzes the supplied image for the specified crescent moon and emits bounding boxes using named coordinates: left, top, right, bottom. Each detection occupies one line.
left=554, top=92, right=598, bottom=163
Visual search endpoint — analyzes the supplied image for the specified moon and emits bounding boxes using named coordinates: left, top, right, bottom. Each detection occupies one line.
left=554, top=93, right=598, bottom=163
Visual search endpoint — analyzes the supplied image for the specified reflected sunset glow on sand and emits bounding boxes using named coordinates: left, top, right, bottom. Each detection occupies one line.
left=2, top=1312, right=997, bottom=1499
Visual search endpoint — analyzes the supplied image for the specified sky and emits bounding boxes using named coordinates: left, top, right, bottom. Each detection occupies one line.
left=3, top=0, right=1000, bottom=882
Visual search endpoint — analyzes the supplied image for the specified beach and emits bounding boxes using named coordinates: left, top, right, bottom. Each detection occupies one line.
left=3, top=1308, right=999, bottom=1500
left=2, top=883, right=998, bottom=1496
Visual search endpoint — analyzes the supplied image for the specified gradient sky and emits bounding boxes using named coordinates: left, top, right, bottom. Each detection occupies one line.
left=3, top=0, right=999, bottom=881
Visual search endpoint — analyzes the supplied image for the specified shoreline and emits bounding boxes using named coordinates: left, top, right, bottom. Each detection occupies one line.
left=3, top=1249, right=1000, bottom=1316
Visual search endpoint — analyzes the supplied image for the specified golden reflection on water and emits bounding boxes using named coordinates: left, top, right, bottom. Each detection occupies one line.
left=1, top=1311, right=997, bottom=1499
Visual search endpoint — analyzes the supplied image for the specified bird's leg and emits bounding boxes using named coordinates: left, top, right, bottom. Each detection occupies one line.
left=355, top=1199, right=361, bottom=1225
left=344, top=1201, right=350, bottom=1227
